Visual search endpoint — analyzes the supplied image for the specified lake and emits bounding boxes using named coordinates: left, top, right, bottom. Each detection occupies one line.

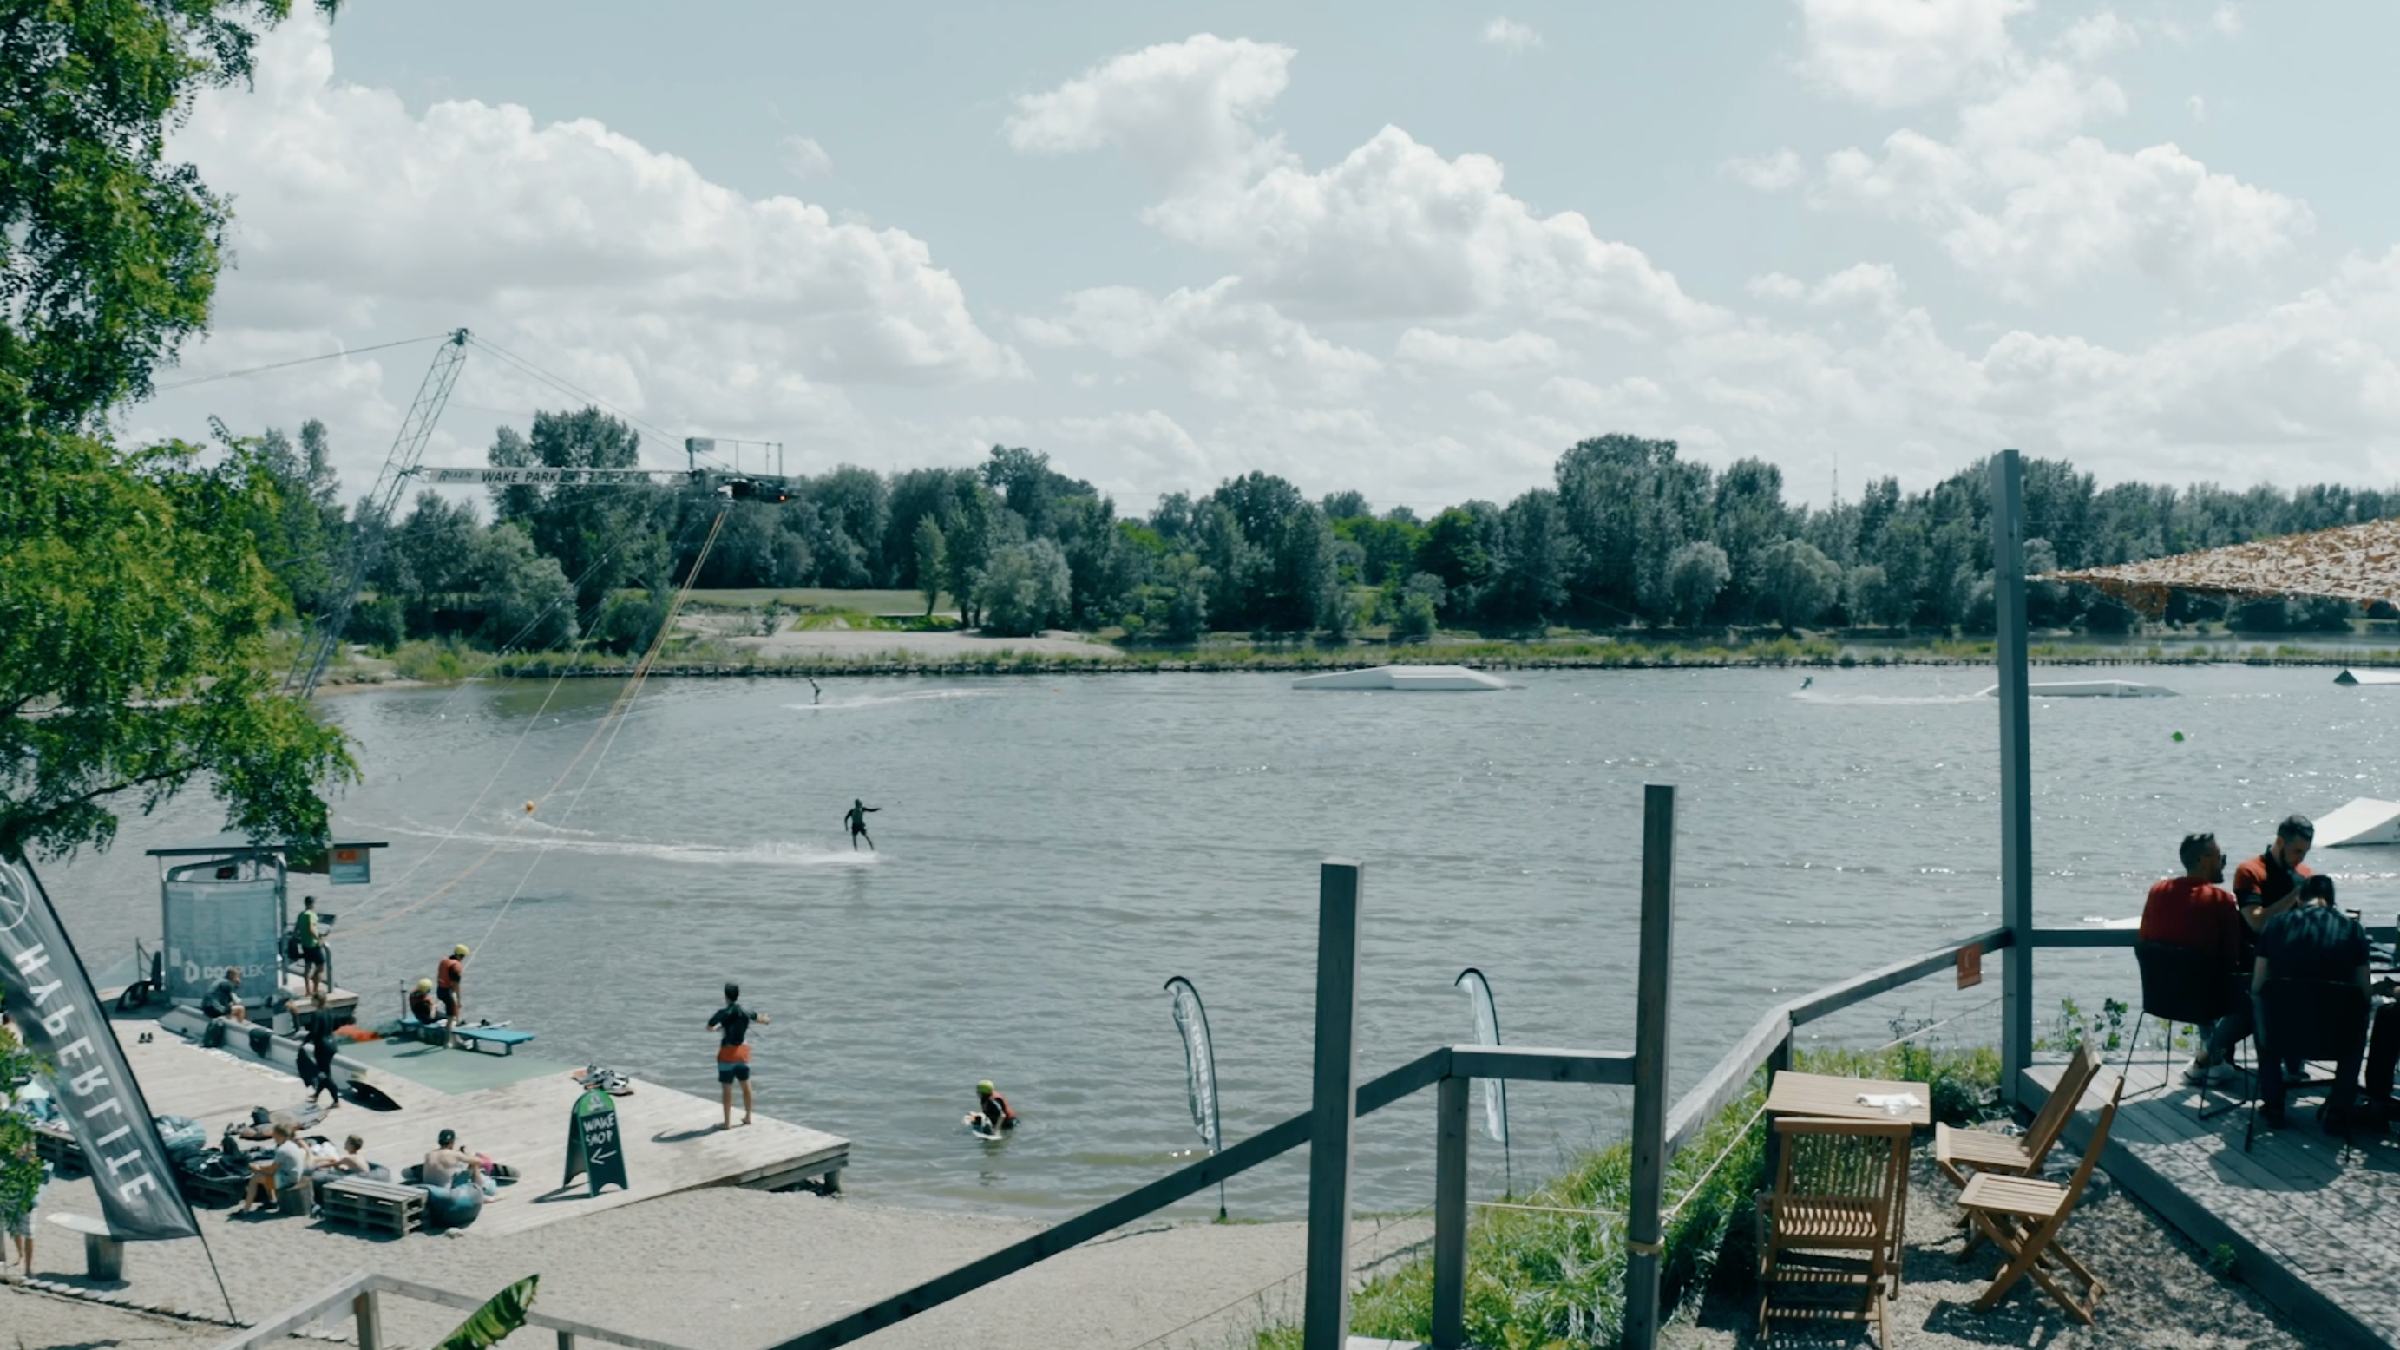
left=42, top=665, right=2400, bottom=1218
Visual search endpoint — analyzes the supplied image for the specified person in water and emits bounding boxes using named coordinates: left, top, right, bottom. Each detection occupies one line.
left=707, top=982, right=770, bottom=1129
left=844, top=799, right=880, bottom=851
left=973, top=1080, right=1018, bottom=1133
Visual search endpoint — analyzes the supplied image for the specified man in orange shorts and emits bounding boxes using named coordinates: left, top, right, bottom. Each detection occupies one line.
left=707, top=982, right=769, bottom=1129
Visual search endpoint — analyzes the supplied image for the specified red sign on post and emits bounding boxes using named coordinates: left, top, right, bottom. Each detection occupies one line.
left=1956, top=945, right=1983, bottom=990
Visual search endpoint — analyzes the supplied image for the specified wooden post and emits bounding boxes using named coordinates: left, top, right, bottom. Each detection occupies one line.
left=352, top=1288, right=384, bottom=1350
left=1624, top=785, right=1677, bottom=1349
left=1764, top=1027, right=1793, bottom=1183
left=1991, top=450, right=2035, bottom=1103
left=1302, top=859, right=1364, bottom=1350
left=1433, top=1073, right=1470, bottom=1349
left=556, top=1332, right=579, bottom=1349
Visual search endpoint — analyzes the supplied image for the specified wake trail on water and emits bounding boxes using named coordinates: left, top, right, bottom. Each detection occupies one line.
left=1789, top=691, right=1984, bottom=707
left=783, top=690, right=993, bottom=713
left=378, top=817, right=880, bottom=869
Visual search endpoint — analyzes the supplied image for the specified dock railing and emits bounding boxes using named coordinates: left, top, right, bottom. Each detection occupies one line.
left=210, top=1271, right=699, bottom=1350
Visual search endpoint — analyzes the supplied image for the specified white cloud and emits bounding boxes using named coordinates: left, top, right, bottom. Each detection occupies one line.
left=1795, top=0, right=2029, bottom=108
left=781, top=134, right=833, bottom=180
left=2188, top=94, right=2207, bottom=123
left=1002, top=34, right=1293, bottom=185
left=151, top=10, right=1014, bottom=489
left=1395, top=328, right=1562, bottom=374
left=1019, top=279, right=1380, bottom=401
left=1480, top=18, right=1543, bottom=52
left=2055, top=12, right=2139, bottom=63
left=2210, top=4, right=2243, bottom=36
left=1722, top=148, right=1806, bottom=192
left=1013, top=36, right=1722, bottom=335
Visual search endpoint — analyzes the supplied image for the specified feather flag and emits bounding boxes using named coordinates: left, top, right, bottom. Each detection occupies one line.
left=1454, top=967, right=1512, bottom=1193
left=435, top=1275, right=539, bottom=1350
left=1163, top=976, right=1226, bottom=1217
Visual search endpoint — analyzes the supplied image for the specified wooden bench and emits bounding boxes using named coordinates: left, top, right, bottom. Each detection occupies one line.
left=46, top=1214, right=124, bottom=1281
left=317, top=1176, right=425, bottom=1238
left=32, top=1122, right=82, bottom=1175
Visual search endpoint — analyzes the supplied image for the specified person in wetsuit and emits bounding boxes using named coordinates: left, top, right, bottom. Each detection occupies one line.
left=844, top=799, right=880, bottom=851
left=973, top=1080, right=1018, bottom=1134
left=708, top=982, right=770, bottom=1129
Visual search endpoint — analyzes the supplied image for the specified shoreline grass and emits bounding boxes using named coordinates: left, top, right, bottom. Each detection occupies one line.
left=1254, top=1044, right=2002, bottom=1350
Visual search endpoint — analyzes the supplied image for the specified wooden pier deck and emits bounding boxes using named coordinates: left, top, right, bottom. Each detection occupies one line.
left=110, top=1012, right=848, bottom=1239
left=2026, top=1052, right=2400, bottom=1349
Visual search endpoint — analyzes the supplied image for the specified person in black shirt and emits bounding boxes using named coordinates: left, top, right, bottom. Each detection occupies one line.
left=2253, top=887, right=2372, bottom=1129
left=708, top=982, right=770, bottom=1129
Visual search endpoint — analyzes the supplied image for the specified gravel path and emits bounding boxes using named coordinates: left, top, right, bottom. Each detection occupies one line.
left=1665, top=1144, right=2323, bottom=1349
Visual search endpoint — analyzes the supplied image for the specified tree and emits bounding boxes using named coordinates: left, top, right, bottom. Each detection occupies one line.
left=1754, top=538, right=1841, bottom=631
left=1390, top=572, right=1445, bottom=643
left=1321, top=490, right=1371, bottom=522
left=496, top=409, right=664, bottom=612
left=1665, top=541, right=1730, bottom=627
left=1414, top=505, right=1497, bottom=617
left=1844, top=564, right=1904, bottom=629
left=975, top=539, right=1072, bottom=637
left=1130, top=552, right=1211, bottom=644
left=1, top=0, right=342, bottom=429
left=466, top=523, right=575, bottom=650
left=1, top=439, right=357, bottom=858
left=1494, top=488, right=1575, bottom=624
left=914, top=517, right=947, bottom=616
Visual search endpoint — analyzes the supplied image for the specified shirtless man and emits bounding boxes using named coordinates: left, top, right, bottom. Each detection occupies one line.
left=844, top=799, right=880, bottom=852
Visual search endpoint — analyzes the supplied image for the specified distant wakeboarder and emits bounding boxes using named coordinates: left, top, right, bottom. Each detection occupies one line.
left=844, top=798, right=880, bottom=851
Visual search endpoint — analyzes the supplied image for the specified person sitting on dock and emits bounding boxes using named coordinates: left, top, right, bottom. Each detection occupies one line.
left=292, top=895, right=329, bottom=1003
left=2141, top=832, right=2251, bottom=1085
left=240, top=1122, right=305, bottom=1214
left=2253, top=882, right=2372, bottom=1130
left=437, top=944, right=470, bottom=1044
left=709, top=982, right=769, bottom=1129
left=201, top=967, right=248, bottom=1024
left=2235, top=815, right=2317, bottom=937
left=844, top=799, right=879, bottom=851
left=406, top=977, right=440, bottom=1028
left=974, top=1080, right=1018, bottom=1133
left=423, top=1128, right=476, bottom=1189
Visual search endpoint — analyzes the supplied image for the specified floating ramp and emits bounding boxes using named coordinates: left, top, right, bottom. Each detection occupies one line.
left=1978, top=678, right=2176, bottom=699
left=2313, top=797, right=2400, bottom=848
left=2334, top=667, right=2400, bottom=685
left=1292, top=664, right=1511, bottom=691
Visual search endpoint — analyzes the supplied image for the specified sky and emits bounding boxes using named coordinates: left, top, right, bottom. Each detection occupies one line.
left=117, top=0, right=2400, bottom=516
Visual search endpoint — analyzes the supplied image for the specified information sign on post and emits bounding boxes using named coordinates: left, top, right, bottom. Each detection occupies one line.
left=329, top=846, right=372, bottom=885
left=562, top=1088, right=629, bottom=1196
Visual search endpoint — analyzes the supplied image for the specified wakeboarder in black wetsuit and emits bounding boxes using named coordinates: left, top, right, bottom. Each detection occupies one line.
left=844, top=799, right=879, bottom=851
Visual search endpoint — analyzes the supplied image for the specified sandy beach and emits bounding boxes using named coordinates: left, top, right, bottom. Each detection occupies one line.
left=7, top=1173, right=1429, bottom=1350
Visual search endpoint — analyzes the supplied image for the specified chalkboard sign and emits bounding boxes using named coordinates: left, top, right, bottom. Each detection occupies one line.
left=561, top=1088, right=628, bottom=1196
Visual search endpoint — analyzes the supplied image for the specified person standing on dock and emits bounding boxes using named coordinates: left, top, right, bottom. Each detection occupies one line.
left=844, top=799, right=880, bottom=851
left=292, top=895, right=329, bottom=1004
left=437, top=944, right=470, bottom=1046
left=708, top=982, right=770, bottom=1129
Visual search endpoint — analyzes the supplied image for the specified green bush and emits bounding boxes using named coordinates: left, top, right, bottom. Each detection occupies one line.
left=345, top=595, right=405, bottom=651
left=390, top=638, right=472, bottom=682
left=1258, top=1045, right=2000, bottom=1349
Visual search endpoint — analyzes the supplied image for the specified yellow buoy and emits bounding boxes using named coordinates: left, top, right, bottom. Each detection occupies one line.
left=524, top=800, right=537, bottom=814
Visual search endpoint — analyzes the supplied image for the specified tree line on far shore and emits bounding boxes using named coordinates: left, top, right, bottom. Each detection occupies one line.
left=249, top=408, right=2396, bottom=651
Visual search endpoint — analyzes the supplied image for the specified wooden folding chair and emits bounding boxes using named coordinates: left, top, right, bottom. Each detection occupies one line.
left=1935, top=1043, right=2097, bottom=1192
left=1955, top=1073, right=2124, bottom=1326
left=1758, top=1114, right=1912, bottom=1347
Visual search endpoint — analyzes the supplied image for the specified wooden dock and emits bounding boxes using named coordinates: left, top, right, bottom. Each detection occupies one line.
left=2026, top=1053, right=2400, bottom=1349
left=109, top=1011, right=848, bottom=1239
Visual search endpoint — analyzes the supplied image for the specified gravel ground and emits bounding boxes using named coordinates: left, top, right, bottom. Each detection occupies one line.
left=1664, top=1144, right=2322, bottom=1349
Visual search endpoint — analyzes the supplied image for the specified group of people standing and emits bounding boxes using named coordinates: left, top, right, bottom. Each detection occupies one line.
left=2141, top=813, right=2400, bottom=1130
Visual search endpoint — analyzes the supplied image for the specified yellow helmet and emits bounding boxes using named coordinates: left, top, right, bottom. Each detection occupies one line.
left=452, top=944, right=471, bottom=958
left=414, top=978, right=434, bottom=993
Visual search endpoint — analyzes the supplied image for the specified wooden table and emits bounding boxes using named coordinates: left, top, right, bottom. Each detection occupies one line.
left=1765, top=1070, right=1932, bottom=1293
left=1765, top=1070, right=1934, bottom=1127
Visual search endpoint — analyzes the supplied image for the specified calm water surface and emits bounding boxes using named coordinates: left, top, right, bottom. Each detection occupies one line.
left=45, top=666, right=2400, bottom=1217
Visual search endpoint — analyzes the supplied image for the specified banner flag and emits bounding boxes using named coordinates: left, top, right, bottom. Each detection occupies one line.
left=1454, top=967, right=1513, bottom=1192
left=0, top=861, right=200, bottom=1241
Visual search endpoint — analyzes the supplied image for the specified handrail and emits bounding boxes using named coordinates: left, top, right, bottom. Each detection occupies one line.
left=771, top=1046, right=1451, bottom=1350
left=212, top=1271, right=698, bottom=1350
left=1787, top=926, right=2012, bottom=1027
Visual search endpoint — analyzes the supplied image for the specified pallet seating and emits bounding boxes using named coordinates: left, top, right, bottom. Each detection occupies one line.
left=317, top=1176, right=426, bottom=1238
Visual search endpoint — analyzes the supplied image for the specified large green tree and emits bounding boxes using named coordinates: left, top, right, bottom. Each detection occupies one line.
left=1, top=0, right=354, bottom=865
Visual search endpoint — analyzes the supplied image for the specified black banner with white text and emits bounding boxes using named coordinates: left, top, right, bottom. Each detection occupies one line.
left=0, top=860, right=199, bottom=1241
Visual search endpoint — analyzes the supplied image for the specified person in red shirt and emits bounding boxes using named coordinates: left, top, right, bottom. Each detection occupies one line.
left=2140, top=832, right=2251, bottom=1086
